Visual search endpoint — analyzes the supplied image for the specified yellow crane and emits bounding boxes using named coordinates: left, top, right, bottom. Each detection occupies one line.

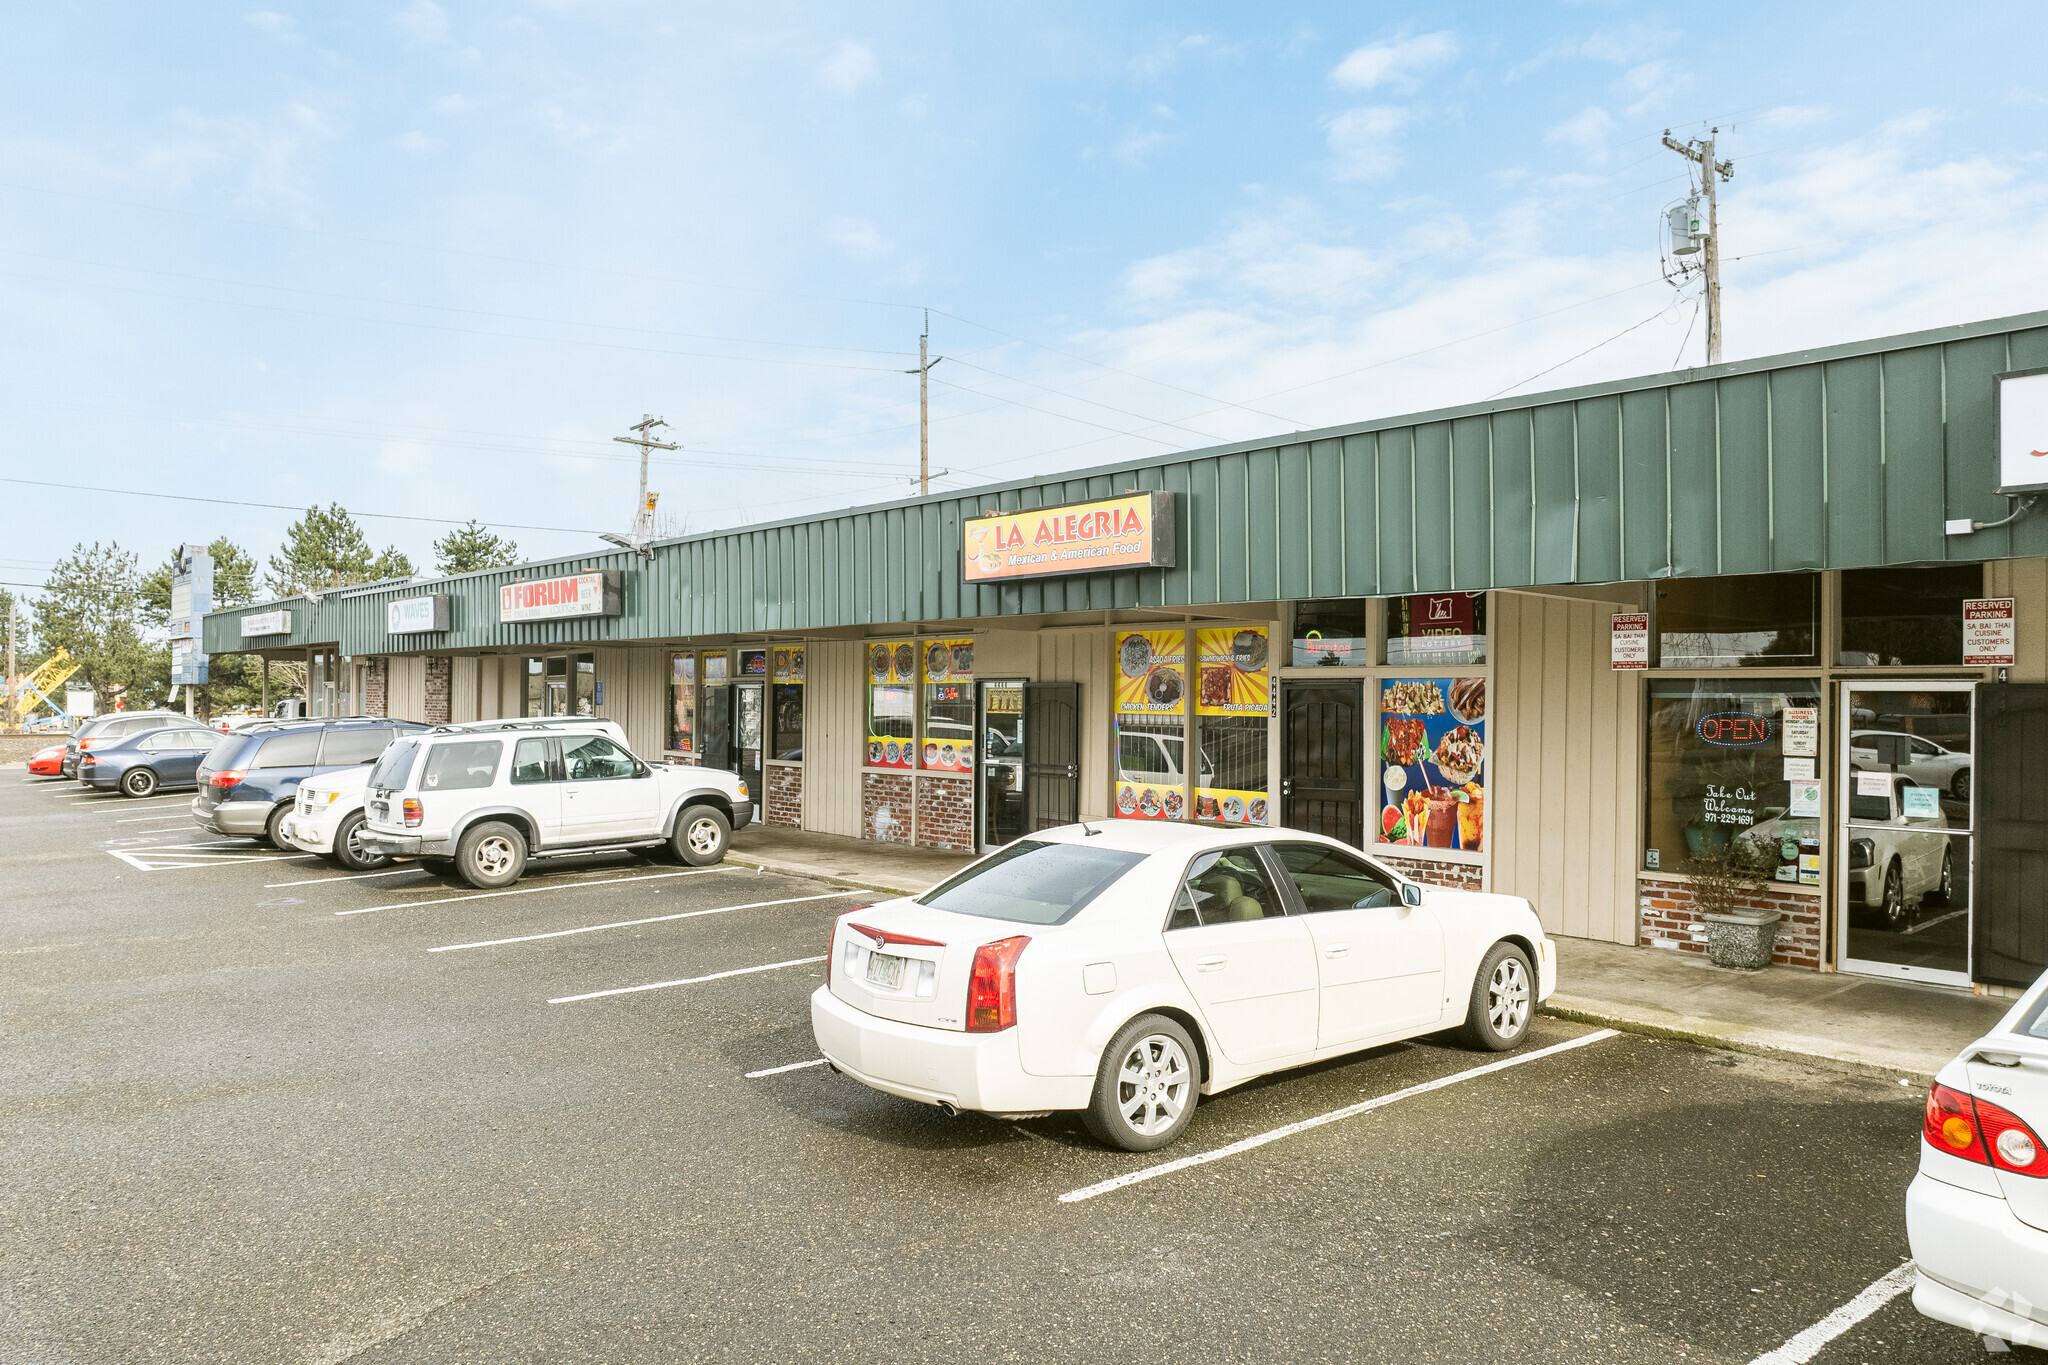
left=5, top=648, right=80, bottom=731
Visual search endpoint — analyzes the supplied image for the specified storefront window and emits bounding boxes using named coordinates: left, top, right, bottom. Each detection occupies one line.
left=921, top=638, right=975, bottom=771
left=523, top=657, right=544, bottom=717
left=866, top=641, right=917, bottom=768
left=1385, top=593, right=1486, bottom=666
left=1195, top=627, right=1270, bottom=825
left=575, top=653, right=596, bottom=716
left=670, top=653, right=695, bottom=754
left=1656, top=573, right=1817, bottom=668
left=703, top=651, right=729, bottom=685
left=771, top=647, right=804, bottom=760
left=1376, top=677, right=1486, bottom=850
left=1115, top=629, right=1187, bottom=820
left=740, top=649, right=769, bottom=680
left=1839, top=564, right=1983, bottom=667
left=1644, top=678, right=1823, bottom=878
left=1292, top=599, right=1370, bottom=668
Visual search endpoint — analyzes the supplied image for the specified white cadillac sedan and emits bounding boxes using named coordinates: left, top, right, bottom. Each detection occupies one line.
left=1908, top=970, right=2048, bottom=1352
left=810, top=821, right=1556, bottom=1151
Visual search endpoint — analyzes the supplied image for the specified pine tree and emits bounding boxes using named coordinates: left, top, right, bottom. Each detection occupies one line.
left=432, top=519, right=520, bottom=575
left=34, top=543, right=160, bottom=712
left=369, top=546, right=416, bottom=581
left=263, top=504, right=415, bottom=596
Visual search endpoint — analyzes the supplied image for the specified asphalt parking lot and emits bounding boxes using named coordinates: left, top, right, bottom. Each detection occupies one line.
left=0, top=774, right=2009, bottom=1363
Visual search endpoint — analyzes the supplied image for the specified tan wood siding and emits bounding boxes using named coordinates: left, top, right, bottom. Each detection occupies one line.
left=594, top=648, right=667, bottom=759
left=1987, top=557, right=2048, bottom=683
left=805, top=639, right=865, bottom=837
left=1489, top=591, right=1641, bottom=944
left=386, top=656, right=427, bottom=724
left=450, top=657, right=480, bottom=723
left=1036, top=630, right=1111, bottom=822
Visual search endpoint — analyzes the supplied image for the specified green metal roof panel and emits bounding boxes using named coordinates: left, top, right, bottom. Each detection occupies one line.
left=199, top=308, right=2048, bottom=655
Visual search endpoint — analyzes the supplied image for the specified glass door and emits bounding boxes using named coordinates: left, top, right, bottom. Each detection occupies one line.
left=1838, top=682, right=1974, bottom=986
left=735, top=682, right=764, bottom=821
left=979, top=680, right=1027, bottom=849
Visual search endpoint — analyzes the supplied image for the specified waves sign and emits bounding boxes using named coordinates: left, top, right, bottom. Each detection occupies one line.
left=498, top=570, right=623, bottom=623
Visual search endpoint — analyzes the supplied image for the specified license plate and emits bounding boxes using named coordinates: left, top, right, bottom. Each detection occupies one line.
left=865, top=951, right=906, bottom=990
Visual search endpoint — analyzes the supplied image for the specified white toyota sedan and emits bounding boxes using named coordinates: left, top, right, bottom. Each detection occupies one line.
left=1908, top=969, right=2048, bottom=1352
left=810, top=821, right=1556, bottom=1151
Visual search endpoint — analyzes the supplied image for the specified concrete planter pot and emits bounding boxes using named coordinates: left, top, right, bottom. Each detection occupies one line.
left=1703, top=909, right=1782, bottom=971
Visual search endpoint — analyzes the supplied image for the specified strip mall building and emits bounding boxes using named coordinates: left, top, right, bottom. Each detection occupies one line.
left=204, top=309, right=2048, bottom=999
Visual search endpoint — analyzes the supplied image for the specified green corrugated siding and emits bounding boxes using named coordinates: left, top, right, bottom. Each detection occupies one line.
left=201, top=309, right=2048, bottom=657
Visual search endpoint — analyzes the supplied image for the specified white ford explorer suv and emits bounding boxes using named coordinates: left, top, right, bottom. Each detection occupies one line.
left=357, top=720, right=750, bottom=888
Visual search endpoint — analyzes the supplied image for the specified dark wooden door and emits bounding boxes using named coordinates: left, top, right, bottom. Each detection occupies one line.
left=1023, top=682, right=1080, bottom=832
left=1283, top=681, right=1365, bottom=848
left=1975, top=683, right=2048, bottom=987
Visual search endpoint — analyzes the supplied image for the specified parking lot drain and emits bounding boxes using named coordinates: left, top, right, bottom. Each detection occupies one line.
left=1057, top=1029, right=1620, bottom=1203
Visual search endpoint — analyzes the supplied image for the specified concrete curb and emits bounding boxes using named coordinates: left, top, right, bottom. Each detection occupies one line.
left=1540, top=1003, right=1935, bottom=1085
left=722, top=852, right=926, bottom=902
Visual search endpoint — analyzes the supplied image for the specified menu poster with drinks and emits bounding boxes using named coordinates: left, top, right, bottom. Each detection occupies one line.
left=1378, top=676, right=1486, bottom=851
left=1115, top=630, right=1187, bottom=821
left=865, top=640, right=919, bottom=769
left=771, top=648, right=805, bottom=684
left=1193, top=627, right=1271, bottom=827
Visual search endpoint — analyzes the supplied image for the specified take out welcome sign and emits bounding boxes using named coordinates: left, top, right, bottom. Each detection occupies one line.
left=963, top=491, right=1176, bottom=583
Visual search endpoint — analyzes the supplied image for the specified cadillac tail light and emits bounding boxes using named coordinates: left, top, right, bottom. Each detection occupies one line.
left=965, top=936, right=1030, bottom=1033
left=402, top=798, right=424, bottom=828
left=1925, top=1081, right=2048, bottom=1176
left=827, top=910, right=870, bottom=988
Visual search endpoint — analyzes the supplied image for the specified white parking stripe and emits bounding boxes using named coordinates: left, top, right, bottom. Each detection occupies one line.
left=1057, top=1029, right=1620, bottom=1203
left=263, top=867, right=423, bottom=888
left=746, top=1058, right=828, bottom=1078
left=548, top=955, right=825, bottom=1005
left=337, top=865, right=737, bottom=917
left=1745, top=1262, right=1916, bottom=1365
left=428, top=890, right=859, bottom=952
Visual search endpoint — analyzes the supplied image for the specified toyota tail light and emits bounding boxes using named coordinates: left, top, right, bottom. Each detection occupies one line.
left=965, top=936, right=1030, bottom=1033
left=402, top=798, right=424, bottom=828
left=207, top=769, right=247, bottom=789
left=1924, top=1081, right=2047, bottom=1175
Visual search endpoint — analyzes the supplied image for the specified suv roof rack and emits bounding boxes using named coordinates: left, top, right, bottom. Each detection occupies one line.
left=426, top=717, right=615, bottom=734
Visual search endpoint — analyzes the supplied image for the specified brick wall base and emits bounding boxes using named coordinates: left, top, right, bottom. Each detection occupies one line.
left=861, top=772, right=915, bottom=845
left=1639, top=875, right=1823, bottom=970
left=767, top=764, right=803, bottom=828
left=1377, top=854, right=1483, bottom=891
left=423, top=656, right=452, bottom=726
left=916, top=773, right=975, bottom=852
left=363, top=658, right=388, bottom=718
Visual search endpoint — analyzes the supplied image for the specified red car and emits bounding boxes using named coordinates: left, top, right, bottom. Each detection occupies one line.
left=27, top=743, right=64, bottom=776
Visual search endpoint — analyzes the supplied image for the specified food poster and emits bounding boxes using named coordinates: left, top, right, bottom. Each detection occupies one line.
left=1115, top=630, right=1188, bottom=821
left=866, top=640, right=918, bottom=769
left=1194, top=627, right=1272, bottom=827
left=771, top=647, right=806, bottom=684
left=921, top=637, right=977, bottom=772
left=1378, top=676, right=1486, bottom=850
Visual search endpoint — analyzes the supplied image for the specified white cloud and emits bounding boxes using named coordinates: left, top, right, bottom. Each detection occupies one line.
left=139, top=100, right=340, bottom=205
left=818, top=40, right=878, bottom=95
left=245, top=11, right=294, bottom=34
left=897, top=93, right=929, bottom=119
left=392, top=0, right=448, bottom=43
left=1119, top=200, right=1391, bottom=310
left=1330, top=31, right=1458, bottom=91
left=395, top=130, right=438, bottom=155
left=1616, top=60, right=1691, bottom=117
left=1753, top=104, right=1828, bottom=129
left=822, top=215, right=890, bottom=259
left=1326, top=106, right=1409, bottom=181
left=1129, top=32, right=1216, bottom=82
left=1545, top=106, right=1615, bottom=155
left=432, top=94, right=472, bottom=115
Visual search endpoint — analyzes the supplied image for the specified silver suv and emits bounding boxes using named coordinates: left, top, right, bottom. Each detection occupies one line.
left=357, top=719, right=751, bottom=888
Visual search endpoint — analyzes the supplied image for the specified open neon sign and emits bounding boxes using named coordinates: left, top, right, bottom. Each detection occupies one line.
left=1697, top=712, right=1774, bottom=746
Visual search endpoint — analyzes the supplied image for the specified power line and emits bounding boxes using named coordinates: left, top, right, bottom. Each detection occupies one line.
left=1488, top=302, right=1677, bottom=400
left=0, top=478, right=604, bottom=536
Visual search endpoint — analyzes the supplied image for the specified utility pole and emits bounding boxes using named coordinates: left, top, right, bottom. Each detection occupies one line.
left=903, top=311, right=944, bottom=495
left=612, top=415, right=679, bottom=544
left=5, top=596, right=16, bottom=734
left=1663, top=127, right=1734, bottom=363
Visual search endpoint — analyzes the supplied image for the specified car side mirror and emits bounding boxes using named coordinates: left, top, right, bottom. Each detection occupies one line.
left=1401, top=883, right=1423, bottom=908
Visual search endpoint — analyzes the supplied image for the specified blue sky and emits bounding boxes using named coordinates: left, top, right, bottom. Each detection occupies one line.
left=6, top=2, right=2048, bottom=588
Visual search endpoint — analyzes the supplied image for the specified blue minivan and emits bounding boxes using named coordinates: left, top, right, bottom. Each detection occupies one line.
left=191, top=718, right=429, bottom=846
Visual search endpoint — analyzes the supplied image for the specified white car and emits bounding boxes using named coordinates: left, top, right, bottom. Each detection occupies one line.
left=1907, top=969, right=2048, bottom=1352
left=811, top=821, right=1555, bottom=1151
left=357, top=719, right=750, bottom=888
left=1850, top=729, right=1972, bottom=800
left=279, top=765, right=385, bottom=871
left=1844, top=774, right=1955, bottom=929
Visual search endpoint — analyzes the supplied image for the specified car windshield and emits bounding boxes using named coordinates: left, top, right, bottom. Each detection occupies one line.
left=917, top=839, right=1146, bottom=926
left=368, top=739, right=421, bottom=792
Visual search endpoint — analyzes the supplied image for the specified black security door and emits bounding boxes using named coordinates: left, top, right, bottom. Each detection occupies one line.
left=1282, top=681, right=1365, bottom=847
left=1023, top=682, right=1081, bottom=832
left=1975, top=683, right=2048, bottom=987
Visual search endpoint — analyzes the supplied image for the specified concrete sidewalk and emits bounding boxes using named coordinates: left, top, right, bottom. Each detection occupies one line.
left=722, top=824, right=2019, bottom=1079
left=1545, top=936, right=2014, bottom=1080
